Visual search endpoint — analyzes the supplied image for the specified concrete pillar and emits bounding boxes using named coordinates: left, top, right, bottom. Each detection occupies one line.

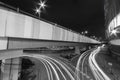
left=75, top=46, right=81, bottom=54
left=2, top=58, right=21, bottom=80
left=2, top=59, right=10, bottom=80
left=0, top=60, right=3, bottom=80
left=11, top=58, right=21, bottom=80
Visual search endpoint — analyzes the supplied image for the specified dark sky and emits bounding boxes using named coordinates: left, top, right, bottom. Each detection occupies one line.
left=0, top=0, right=105, bottom=39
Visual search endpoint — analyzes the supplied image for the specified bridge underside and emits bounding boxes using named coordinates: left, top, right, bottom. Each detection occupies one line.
left=0, top=37, right=96, bottom=50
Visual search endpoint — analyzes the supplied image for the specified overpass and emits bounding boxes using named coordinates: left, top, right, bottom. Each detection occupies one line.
left=0, top=3, right=100, bottom=51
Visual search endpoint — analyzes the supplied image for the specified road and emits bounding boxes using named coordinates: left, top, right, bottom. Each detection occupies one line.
left=72, top=46, right=111, bottom=80
left=0, top=46, right=112, bottom=80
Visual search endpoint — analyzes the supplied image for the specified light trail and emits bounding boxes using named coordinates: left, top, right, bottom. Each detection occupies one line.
left=76, top=47, right=111, bottom=80
left=81, top=52, right=90, bottom=80
left=32, top=54, right=77, bottom=80
left=76, top=49, right=94, bottom=80
left=0, top=53, right=79, bottom=80
left=0, top=47, right=112, bottom=80
left=38, top=59, right=51, bottom=80
left=88, top=47, right=111, bottom=80
left=46, top=58, right=67, bottom=80
left=40, top=57, right=60, bottom=80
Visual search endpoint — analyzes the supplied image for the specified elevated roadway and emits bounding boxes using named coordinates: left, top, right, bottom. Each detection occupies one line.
left=0, top=3, right=100, bottom=50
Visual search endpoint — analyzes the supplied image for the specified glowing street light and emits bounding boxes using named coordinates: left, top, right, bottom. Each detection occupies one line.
left=85, top=31, right=88, bottom=34
left=110, top=29, right=119, bottom=36
left=38, top=0, right=47, bottom=9
left=112, top=29, right=117, bottom=34
left=81, top=32, right=84, bottom=34
left=35, top=7, right=41, bottom=16
left=35, top=0, right=47, bottom=17
left=81, top=31, right=88, bottom=34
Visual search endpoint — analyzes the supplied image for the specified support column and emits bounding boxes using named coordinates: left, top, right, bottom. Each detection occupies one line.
left=2, top=58, right=21, bottom=80
left=0, top=60, right=2, bottom=80
left=75, top=46, right=81, bottom=54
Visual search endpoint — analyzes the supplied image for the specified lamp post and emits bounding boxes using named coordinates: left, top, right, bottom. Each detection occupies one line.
left=81, top=30, right=88, bottom=35
left=35, top=0, right=47, bottom=18
left=84, top=30, right=88, bottom=34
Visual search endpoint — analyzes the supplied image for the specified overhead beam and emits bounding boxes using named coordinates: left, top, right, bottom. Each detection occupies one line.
left=0, top=49, right=23, bottom=60
left=7, top=37, right=98, bottom=49
left=0, top=37, right=99, bottom=50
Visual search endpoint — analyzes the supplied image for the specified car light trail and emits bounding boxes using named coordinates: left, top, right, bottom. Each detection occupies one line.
left=76, top=49, right=94, bottom=80
left=88, top=47, right=111, bottom=80
left=38, top=59, right=51, bottom=80
left=0, top=53, right=80, bottom=80
left=38, top=55, right=68, bottom=80
left=31, top=54, right=77, bottom=80
left=0, top=47, right=112, bottom=80
left=40, top=57, right=60, bottom=80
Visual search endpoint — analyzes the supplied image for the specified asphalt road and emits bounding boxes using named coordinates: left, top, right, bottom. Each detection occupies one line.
left=0, top=46, right=114, bottom=80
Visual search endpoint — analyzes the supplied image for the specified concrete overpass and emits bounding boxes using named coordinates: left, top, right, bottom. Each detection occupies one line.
left=0, top=3, right=100, bottom=50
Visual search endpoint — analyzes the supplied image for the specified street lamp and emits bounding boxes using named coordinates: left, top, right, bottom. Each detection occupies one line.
left=81, top=30, right=88, bottom=35
left=35, top=0, right=47, bottom=18
left=38, top=0, right=47, bottom=9
left=81, top=32, right=84, bottom=34
left=110, top=29, right=119, bottom=36
left=84, top=31, right=88, bottom=34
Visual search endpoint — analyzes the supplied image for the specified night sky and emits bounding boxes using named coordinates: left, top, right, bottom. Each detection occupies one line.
left=0, top=0, right=105, bottom=39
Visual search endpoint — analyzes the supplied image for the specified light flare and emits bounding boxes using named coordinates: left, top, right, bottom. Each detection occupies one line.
left=38, top=0, right=47, bottom=9
left=34, top=0, right=47, bottom=17
left=110, top=29, right=120, bottom=36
